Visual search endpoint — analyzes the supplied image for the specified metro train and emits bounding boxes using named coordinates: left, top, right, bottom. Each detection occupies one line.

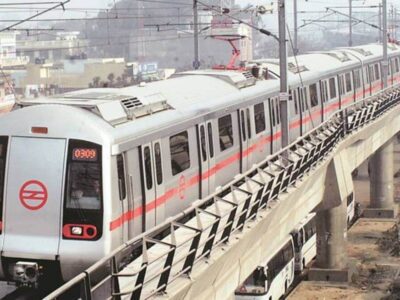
left=0, top=43, right=398, bottom=287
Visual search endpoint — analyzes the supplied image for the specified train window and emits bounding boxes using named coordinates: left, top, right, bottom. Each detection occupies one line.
left=365, top=66, right=370, bottom=84
left=207, top=123, right=214, bottom=158
left=154, top=143, right=163, bottom=185
left=309, top=83, right=318, bottom=107
left=374, top=63, right=380, bottom=80
left=218, top=114, right=234, bottom=151
left=345, top=73, right=352, bottom=93
left=246, top=108, right=252, bottom=138
left=241, top=110, right=247, bottom=139
left=339, top=75, right=345, bottom=96
left=302, top=88, right=309, bottom=111
left=320, top=82, right=326, bottom=103
left=143, top=147, right=153, bottom=189
left=170, top=131, right=190, bottom=176
left=329, top=77, right=336, bottom=100
left=200, top=125, right=207, bottom=162
left=395, top=58, right=400, bottom=73
left=254, top=103, right=266, bottom=134
left=0, top=137, right=7, bottom=232
left=298, top=88, right=304, bottom=112
left=369, top=65, right=375, bottom=82
left=275, top=98, right=280, bottom=124
left=117, top=154, right=127, bottom=199
left=353, top=70, right=361, bottom=89
left=293, top=90, right=299, bottom=114
left=269, top=99, right=276, bottom=126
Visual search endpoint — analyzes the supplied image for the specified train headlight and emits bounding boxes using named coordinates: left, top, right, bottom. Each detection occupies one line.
left=71, top=226, right=83, bottom=236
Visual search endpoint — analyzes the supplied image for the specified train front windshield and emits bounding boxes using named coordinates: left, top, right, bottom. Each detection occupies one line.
left=63, top=139, right=103, bottom=240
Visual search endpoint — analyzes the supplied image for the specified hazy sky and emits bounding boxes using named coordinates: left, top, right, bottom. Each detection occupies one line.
left=0, top=0, right=396, bottom=31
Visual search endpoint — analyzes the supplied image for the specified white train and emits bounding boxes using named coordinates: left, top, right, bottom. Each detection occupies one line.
left=0, top=43, right=397, bottom=287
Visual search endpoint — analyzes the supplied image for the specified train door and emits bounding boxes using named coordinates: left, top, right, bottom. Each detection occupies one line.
left=214, top=114, right=240, bottom=188
left=252, top=102, right=269, bottom=162
left=268, top=97, right=281, bottom=153
left=353, top=69, right=363, bottom=101
left=125, top=148, right=143, bottom=238
left=290, top=89, right=302, bottom=139
left=116, top=154, right=128, bottom=242
left=308, top=83, right=321, bottom=126
left=365, top=65, right=372, bottom=96
left=140, top=140, right=165, bottom=228
left=197, top=122, right=216, bottom=198
left=239, top=107, right=252, bottom=171
left=3, top=137, right=65, bottom=259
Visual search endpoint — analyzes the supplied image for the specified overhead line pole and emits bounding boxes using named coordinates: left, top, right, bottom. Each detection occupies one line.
left=294, top=0, right=298, bottom=55
left=278, top=0, right=289, bottom=150
left=349, top=0, right=352, bottom=46
left=379, top=3, right=382, bottom=42
left=193, top=0, right=200, bottom=69
left=383, top=0, right=388, bottom=88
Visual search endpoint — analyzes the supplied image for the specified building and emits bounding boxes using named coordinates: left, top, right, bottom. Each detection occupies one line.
left=0, top=32, right=29, bottom=68
left=19, top=58, right=127, bottom=94
left=17, top=32, right=88, bottom=62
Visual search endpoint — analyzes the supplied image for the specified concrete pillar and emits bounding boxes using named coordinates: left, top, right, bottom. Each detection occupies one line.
left=364, top=138, right=398, bottom=218
left=309, top=199, right=349, bottom=282
left=314, top=199, right=347, bottom=269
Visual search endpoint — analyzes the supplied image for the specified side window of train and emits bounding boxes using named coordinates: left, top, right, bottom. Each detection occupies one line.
left=269, top=98, right=276, bottom=127
left=375, top=63, right=380, bottom=80
left=199, top=125, right=207, bottom=162
left=246, top=108, right=252, bottom=138
left=143, top=146, right=153, bottom=189
left=364, top=66, right=370, bottom=84
left=309, top=83, right=318, bottom=107
left=395, top=58, right=400, bottom=73
left=254, top=102, right=266, bottom=134
left=369, top=65, right=375, bottom=82
left=302, top=87, right=309, bottom=111
left=207, top=123, right=214, bottom=158
left=329, top=77, right=337, bottom=100
left=154, top=142, right=163, bottom=185
left=117, top=154, right=127, bottom=200
left=292, top=90, right=299, bottom=114
left=339, top=75, right=345, bottom=96
left=353, top=70, right=361, bottom=90
left=275, top=98, right=280, bottom=124
left=345, top=72, right=352, bottom=93
left=218, top=114, right=234, bottom=151
left=170, top=131, right=190, bottom=176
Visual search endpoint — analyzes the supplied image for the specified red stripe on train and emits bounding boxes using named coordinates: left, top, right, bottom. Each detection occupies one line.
left=108, top=81, right=391, bottom=231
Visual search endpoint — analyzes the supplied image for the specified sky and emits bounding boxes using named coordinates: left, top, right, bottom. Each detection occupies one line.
left=0, top=0, right=396, bottom=32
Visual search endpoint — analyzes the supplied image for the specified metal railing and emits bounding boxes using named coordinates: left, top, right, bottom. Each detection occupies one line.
left=44, top=85, right=400, bottom=300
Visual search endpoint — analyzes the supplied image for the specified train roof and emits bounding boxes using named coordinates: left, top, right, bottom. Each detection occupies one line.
left=9, top=42, right=400, bottom=151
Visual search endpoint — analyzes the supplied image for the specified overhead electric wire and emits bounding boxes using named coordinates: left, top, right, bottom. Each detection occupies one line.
left=0, top=0, right=70, bottom=33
